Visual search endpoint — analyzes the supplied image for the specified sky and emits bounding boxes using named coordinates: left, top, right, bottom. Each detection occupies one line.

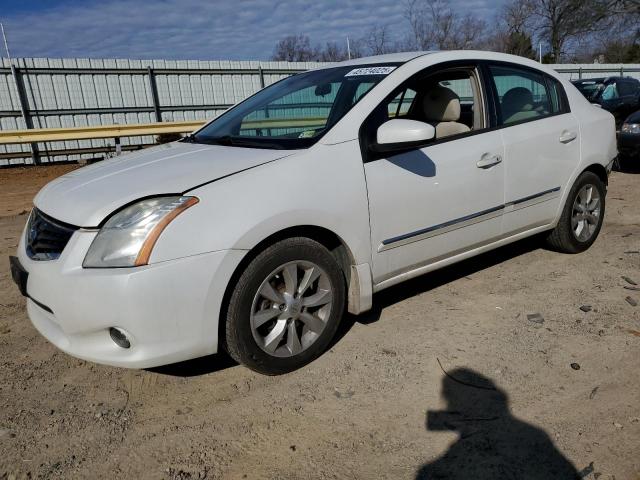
left=0, top=0, right=503, bottom=61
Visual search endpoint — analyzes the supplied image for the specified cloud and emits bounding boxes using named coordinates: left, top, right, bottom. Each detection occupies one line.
left=1, top=0, right=501, bottom=60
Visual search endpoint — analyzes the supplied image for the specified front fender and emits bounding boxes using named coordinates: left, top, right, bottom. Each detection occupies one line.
left=148, top=142, right=372, bottom=267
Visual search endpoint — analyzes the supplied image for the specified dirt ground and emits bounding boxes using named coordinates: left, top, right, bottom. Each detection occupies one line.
left=0, top=165, right=79, bottom=217
left=0, top=165, right=639, bottom=480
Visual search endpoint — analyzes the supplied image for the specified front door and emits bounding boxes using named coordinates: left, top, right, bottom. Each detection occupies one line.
left=362, top=66, right=505, bottom=285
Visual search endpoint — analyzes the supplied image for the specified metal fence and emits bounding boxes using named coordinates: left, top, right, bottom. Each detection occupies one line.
left=1, top=58, right=639, bottom=167
left=0, top=58, right=319, bottom=166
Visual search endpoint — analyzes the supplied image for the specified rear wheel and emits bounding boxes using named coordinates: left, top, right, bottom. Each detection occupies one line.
left=223, top=237, right=345, bottom=375
left=545, top=171, right=606, bottom=253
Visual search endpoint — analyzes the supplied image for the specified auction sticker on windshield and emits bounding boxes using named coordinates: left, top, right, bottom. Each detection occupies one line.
left=345, top=66, right=396, bottom=76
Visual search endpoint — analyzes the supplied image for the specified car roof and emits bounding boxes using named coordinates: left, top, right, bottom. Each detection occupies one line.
left=572, top=78, right=606, bottom=83
left=312, top=51, right=567, bottom=82
left=317, top=50, right=554, bottom=70
left=317, top=51, right=433, bottom=68
left=573, top=77, right=639, bottom=83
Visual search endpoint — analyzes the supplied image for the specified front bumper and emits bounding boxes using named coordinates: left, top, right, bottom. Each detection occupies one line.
left=13, top=225, right=245, bottom=368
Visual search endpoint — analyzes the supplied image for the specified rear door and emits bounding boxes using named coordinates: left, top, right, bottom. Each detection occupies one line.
left=485, top=63, right=579, bottom=235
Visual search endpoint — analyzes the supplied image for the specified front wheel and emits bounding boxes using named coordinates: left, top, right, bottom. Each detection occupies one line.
left=223, top=237, right=346, bottom=375
left=545, top=171, right=606, bottom=253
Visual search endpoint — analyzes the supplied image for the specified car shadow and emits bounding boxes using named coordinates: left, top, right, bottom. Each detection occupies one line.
left=151, top=235, right=543, bottom=378
left=345, top=234, right=543, bottom=330
left=388, top=150, right=436, bottom=177
left=147, top=350, right=238, bottom=377
left=415, top=368, right=583, bottom=479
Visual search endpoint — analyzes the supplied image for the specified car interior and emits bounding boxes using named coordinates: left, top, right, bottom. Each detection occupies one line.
left=489, top=66, right=554, bottom=125
left=361, top=65, right=560, bottom=153
left=383, top=68, right=484, bottom=139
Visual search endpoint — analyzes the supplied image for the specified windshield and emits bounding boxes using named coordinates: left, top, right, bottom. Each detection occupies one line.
left=573, top=80, right=605, bottom=101
left=189, top=64, right=399, bottom=149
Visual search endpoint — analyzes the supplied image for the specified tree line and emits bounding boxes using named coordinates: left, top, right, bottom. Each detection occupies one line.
left=272, top=0, right=640, bottom=63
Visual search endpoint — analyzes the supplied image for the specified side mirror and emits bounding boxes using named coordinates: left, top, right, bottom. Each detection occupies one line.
left=373, top=119, right=436, bottom=153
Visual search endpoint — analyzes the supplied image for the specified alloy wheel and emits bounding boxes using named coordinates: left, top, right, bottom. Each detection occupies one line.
left=571, top=184, right=601, bottom=242
left=250, top=261, right=333, bottom=358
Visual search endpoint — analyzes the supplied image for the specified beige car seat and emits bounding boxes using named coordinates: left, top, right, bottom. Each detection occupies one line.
left=501, top=87, right=539, bottom=124
left=422, top=86, right=471, bottom=139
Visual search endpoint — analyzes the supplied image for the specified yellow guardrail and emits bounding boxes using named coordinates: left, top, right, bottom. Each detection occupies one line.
left=0, top=121, right=205, bottom=144
left=0, top=117, right=329, bottom=145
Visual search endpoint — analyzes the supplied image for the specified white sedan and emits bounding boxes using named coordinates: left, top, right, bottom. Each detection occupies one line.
left=10, top=51, right=617, bottom=374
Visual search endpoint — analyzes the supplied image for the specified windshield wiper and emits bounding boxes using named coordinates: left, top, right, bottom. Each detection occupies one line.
left=181, top=134, right=237, bottom=146
left=196, top=135, right=285, bottom=150
left=210, top=135, right=236, bottom=146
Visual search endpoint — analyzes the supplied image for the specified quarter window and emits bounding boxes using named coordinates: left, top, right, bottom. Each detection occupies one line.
left=388, top=88, right=416, bottom=117
left=548, top=78, right=563, bottom=113
left=488, top=65, right=561, bottom=126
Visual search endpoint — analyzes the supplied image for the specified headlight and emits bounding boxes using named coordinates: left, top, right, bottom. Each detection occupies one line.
left=83, top=196, right=198, bottom=268
left=621, top=123, right=640, bottom=134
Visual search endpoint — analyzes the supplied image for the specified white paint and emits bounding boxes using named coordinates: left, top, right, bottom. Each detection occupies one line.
left=376, top=119, right=435, bottom=145
left=18, top=51, right=617, bottom=369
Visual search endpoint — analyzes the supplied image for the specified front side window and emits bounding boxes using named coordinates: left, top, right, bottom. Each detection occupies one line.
left=191, top=65, right=398, bottom=150
left=370, top=67, right=484, bottom=139
left=489, top=65, right=559, bottom=126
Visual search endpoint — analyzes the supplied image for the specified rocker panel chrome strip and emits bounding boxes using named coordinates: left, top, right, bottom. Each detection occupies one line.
left=378, top=187, right=561, bottom=252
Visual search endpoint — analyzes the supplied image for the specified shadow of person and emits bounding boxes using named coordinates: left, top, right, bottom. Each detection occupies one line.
left=416, top=368, right=580, bottom=480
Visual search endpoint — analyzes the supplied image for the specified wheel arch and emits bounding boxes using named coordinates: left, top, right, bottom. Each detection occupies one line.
left=582, top=163, right=608, bottom=186
left=241, top=225, right=356, bottom=281
left=218, top=225, right=367, bottom=350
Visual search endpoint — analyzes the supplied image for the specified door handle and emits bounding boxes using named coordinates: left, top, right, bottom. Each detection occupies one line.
left=476, top=153, right=502, bottom=169
left=559, top=131, right=577, bottom=144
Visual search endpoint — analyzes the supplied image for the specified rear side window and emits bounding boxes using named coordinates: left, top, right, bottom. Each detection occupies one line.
left=488, top=65, right=563, bottom=126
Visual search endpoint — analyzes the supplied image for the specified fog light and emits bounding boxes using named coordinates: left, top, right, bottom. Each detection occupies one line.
left=109, top=327, right=131, bottom=349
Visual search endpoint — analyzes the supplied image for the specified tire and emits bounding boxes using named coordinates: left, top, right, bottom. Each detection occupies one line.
left=545, top=171, right=606, bottom=253
left=223, top=237, right=346, bottom=375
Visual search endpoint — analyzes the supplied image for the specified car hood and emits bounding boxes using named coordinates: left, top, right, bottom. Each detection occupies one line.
left=625, top=110, right=640, bottom=124
left=34, top=142, right=294, bottom=227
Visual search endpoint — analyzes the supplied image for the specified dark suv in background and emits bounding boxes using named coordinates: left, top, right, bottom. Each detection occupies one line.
left=572, top=76, right=640, bottom=128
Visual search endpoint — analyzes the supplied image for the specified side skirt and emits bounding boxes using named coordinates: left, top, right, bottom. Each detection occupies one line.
left=372, top=222, right=552, bottom=293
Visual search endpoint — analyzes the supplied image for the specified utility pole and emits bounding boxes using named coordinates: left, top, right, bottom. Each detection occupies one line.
left=539, top=42, right=542, bottom=63
left=1, top=22, right=12, bottom=64
left=1, top=22, right=40, bottom=165
left=347, top=36, right=351, bottom=60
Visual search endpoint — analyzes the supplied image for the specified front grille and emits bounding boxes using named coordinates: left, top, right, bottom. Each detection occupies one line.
left=25, top=208, right=79, bottom=261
